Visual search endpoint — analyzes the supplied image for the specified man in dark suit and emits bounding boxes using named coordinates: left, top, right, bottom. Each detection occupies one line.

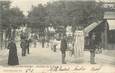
left=20, top=39, right=27, bottom=56
left=60, top=35, right=67, bottom=64
left=89, top=33, right=96, bottom=64
left=26, top=39, right=30, bottom=54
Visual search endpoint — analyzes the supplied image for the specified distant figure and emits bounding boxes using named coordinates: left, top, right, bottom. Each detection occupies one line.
left=7, top=40, right=19, bottom=65
left=60, top=36, right=67, bottom=64
left=46, top=39, right=49, bottom=48
left=20, top=31, right=26, bottom=40
left=52, top=44, right=57, bottom=52
left=26, top=39, right=31, bottom=54
left=89, top=33, right=96, bottom=64
left=53, top=39, right=57, bottom=52
left=32, top=33, right=38, bottom=48
left=20, top=39, right=27, bottom=56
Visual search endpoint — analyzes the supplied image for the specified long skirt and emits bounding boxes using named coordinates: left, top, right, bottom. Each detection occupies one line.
left=8, top=51, right=19, bottom=65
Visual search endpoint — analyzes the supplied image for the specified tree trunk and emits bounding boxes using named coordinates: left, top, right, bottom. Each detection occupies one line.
left=42, top=31, right=45, bottom=48
left=4, top=33, right=7, bottom=49
left=13, top=29, right=16, bottom=41
left=11, top=28, right=16, bottom=41
left=42, top=39, right=45, bottom=48
left=0, top=31, right=2, bottom=49
left=0, top=30, right=3, bottom=50
left=41, top=34, right=45, bottom=48
left=5, top=29, right=8, bottom=49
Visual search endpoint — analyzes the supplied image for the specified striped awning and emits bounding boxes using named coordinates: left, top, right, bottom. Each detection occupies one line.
left=83, top=21, right=102, bottom=36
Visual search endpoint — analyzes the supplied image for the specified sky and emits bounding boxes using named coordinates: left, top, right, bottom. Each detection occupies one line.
left=9, top=0, right=115, bottom=16
left=10, top=0, right=57, bottom=16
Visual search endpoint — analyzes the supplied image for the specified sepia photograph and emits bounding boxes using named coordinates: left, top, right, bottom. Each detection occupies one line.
left=0, top=0, right=115, bottom=72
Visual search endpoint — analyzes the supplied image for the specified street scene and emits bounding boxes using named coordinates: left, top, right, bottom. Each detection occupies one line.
left=0, top=43, right=115, bottom=66
left=0, top=0, right=115, bottom=71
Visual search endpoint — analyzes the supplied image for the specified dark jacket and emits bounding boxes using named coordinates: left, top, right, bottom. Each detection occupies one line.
left=26, top=39, right=30, bottom=48
left=89, top=38, right=96, bottom=52
left=60, top=38, right=67, bottom=52
left=20, top=40, right=26, bottom=49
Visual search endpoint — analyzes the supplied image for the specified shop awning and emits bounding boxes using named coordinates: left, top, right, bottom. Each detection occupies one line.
left=83, top=21, right=102, bottom=36
left=104, top=12, right=115, bottom=19
left=107, top=20, right=115, bottom=30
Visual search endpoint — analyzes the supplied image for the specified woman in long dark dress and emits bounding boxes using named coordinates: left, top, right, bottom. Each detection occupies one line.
left=7, top=40, right=19, bottom=65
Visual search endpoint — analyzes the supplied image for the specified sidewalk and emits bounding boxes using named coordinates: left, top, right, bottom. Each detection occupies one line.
left=0, top=44, right=115, bottom=65
left=85, top=51, right=115, bottom=65
left=0, top=43, right=115, bottom=73
left=0, top=46, right=115, bottom=65
left=66, top=50, right=115, bottom=65
left=0, top=46, right=114, bottom=72
left=0, top=49, right=9, bottom=56
left=102, top=49, right=115, bottom=57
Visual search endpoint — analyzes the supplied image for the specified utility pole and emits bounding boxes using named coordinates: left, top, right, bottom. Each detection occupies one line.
left=0, top=11, right=1, bottom=50
left=0, top=4, right=2, bottom=50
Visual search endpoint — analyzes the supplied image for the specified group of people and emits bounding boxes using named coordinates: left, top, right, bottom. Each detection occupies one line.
left=7, top=31, right=99, bottom=66
left=60, top=33, right=99, bottom=64
left=7, top=33, right=67, bottom=65
left=20, top=39, right=30, bottom=56
left=7, top=39, right=31, bottom=66
left=20, top=31, right=32, bottom=56
left=7, top=32, right=31, bottom=66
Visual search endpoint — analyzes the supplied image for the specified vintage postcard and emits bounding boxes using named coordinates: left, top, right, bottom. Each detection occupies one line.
left=0, top=0, right=115, bottom=73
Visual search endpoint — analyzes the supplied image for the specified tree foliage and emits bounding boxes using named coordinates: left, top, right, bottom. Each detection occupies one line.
left=47, top=1, right=104, bottom=30
left=28, top=1, right=104, bottom=32
left=0, top=1, right=24, bottom=29
left=28, top=4, right=47, bottom=28
left=9, top=7, right=25, bottom=29
left=0, top=1, right=11, bottom=29
left=0, top=1, right=25, bottom=41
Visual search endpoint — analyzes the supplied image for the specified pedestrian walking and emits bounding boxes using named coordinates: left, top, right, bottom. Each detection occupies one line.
left=89, top=33, right=96, bottom=64
left=20, top=39, right=27, bottom=56
left=20, top=31, right=26, bottom=40
left=26, top=39, right=30, bottom=54
left=53, top=44, right=57, bottom=52
left=33, top=33, right=38, bottom=48
left=60, top=35, right=67, bottom=64
left=7, top=39, right=19, bottom=65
